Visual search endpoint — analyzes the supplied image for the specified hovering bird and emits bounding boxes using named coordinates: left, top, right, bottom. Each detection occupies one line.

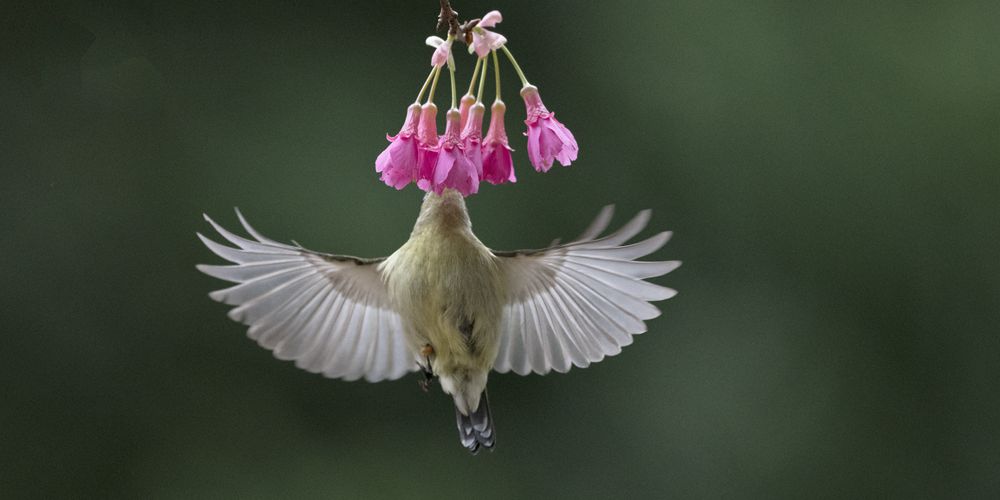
left=196, top=190, right=679, bottom=453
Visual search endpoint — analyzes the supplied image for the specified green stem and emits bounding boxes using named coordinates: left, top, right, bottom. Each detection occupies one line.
left=449, top=60, right=457, bottom=110
left=415, top=67, right=436, bottom=103
left=500, top=45, right=529, bottom=87
left=427, top=66, right=442, bottom=104
left=441, top=35, right=457, bottom=110
left=492, top=50, right=502, bottom=101
left=476, top=56, right=489, bottom=102
left=466, top=56, right=482, bottom=96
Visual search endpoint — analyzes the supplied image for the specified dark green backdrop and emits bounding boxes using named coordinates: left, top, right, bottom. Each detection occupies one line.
left=2, top=0, right=998, bottom=497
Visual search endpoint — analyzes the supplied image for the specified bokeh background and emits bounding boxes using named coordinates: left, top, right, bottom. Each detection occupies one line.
left=2, top=0, right=998, bottom=497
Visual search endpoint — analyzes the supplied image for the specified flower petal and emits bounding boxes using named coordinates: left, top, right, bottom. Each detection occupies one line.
left=479, top=10, right=502, bottom=28
left=474, top=32, right=506, bottom=58
left=433, top=151, right=456, bottom=185
left=486, top=32, right=507, bottom=50
left=431, top=40, right=452, bottom=68
left=526, top=124, right=544, bottom=171
left=375, top=146, right=391, bottom=173
left=539, top=125, right=562, bottom=170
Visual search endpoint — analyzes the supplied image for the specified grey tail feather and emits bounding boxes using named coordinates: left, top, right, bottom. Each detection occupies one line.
left=455, top=390, right=495, bottom=454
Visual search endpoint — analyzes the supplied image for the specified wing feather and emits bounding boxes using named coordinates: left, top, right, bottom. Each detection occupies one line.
left=227, top=273, right=323, bottom=323
left=569, top=231, right=672, bottom=260
left=381, top=313, right=410, bottom=381
left=211, top=267, right=314, bottom=307
left=273, top=284, right=336, bottom=360
left=559, top=272, right=632, bottom=346
left=198, top=210, right=417, bottom=382
left=524, top=283, right=547, bottom=375
left=257, top=276, right=333, bottom=350
left=351, top=303, right=381, bottom=380
left=574, top=205, right=615, bottom=241
left=197, top=233, right=293, bottom=264
left=249, top=276, right=327, bottom=348
left=316, top=286, right=361, bottom=376
left=536, top=284, right=575, bottom=373
left=293, top=292, right=348, bottom=371
left=562, top=269, right=648, bottom=333
left=204, top=215, right=296, bottom=254
left=342, top=301, right=374, bottom=381
left=197, top=261, right=310, bottom=284
left=494, top=206, right=679, bottom=375
left=599, top=210, right=650, bottom=246
left=549, top=281, right=608, bottom=360
left=361, top=309, right=382, bottom=376
left=565, top=254, right=680, bottom=279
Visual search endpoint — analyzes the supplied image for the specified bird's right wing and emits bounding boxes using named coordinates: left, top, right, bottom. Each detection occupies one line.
left=196, top=210, right=418, bottom=382
left=492, top=206, right=680, bottom=375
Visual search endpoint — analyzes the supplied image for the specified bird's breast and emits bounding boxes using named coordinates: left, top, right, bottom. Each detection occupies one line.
left=383, top=228, right=506, bottom=374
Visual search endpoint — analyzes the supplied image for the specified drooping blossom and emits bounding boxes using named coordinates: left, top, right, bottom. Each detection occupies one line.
left=374, top=14, right=580, bottom=196
left=375, top=103, right=422, bottom=189
left=420, top=109, right=479, bottom=196
left=461, top=102, right=486, bottom=179
left=458, top=92, right=476, bottom=129
left=415, top=103, right=440, bottom=190
left=470, top=10, right=507, bottom=58
left=427, top=36, right=454, bottom=68
left=521, top=84, right=578, bottom=172
left=481, top=100, right=515, bottom=184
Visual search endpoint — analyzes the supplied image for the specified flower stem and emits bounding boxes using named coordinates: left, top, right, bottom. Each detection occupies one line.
left=500, top=45, right=530, bottom=87
left=492, top=49, right=502, bottom=101
left=427, top=66, right=442, bottom=104
left=466, top=57, right=482, bottom=96
left=449, top=57, right=457, bottom=110
left=415, top=67, right=436, bottom=103
left=477, top=55, right=489, bottom=102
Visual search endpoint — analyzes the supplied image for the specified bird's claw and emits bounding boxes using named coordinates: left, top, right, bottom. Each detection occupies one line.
left=419, top=343, right=437, bottom=392
left=419, top=368, right=437, bottom=392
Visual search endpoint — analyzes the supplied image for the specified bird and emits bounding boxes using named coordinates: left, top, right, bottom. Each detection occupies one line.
left=196, top=189, right=680, bottom=453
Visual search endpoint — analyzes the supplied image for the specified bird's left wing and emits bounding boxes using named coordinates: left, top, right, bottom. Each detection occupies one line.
left=196, top=210, right=418, bottom=382
left=492, top=206, right=680, bottom=376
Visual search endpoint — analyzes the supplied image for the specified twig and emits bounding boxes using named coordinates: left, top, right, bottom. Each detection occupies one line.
left=437, top=0, right=460, bottom=35
left=438, top=0, right=479, bottom=45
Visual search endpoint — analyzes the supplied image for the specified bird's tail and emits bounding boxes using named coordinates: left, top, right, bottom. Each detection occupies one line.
left=455, top=390, right=495, bottom=454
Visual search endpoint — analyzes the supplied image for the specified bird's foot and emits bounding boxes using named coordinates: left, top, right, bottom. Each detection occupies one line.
left=419, top=369, right=437, bottom=392
left=418, top=344, right=436, bottom=392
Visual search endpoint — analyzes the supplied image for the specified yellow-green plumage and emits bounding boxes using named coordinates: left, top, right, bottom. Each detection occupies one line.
left=381, top=190, right=506, bottom=416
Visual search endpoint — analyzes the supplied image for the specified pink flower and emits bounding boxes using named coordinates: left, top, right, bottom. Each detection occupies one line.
left=521, top=84, right=578, bottom=172
left=461, top=102, right=486, bottom=178
left=420, top=109, right=480, bottom=196
left=428, top=36, right=453, bottom=68
left=482, top=100, right=516, bottom=184
left=375, top=103, right=422, bottom=189
left=415, top=103, right=440, bottom=190
left=471, top=11, right=507, bottom=58
left=458, top=93, right=476, bottom=130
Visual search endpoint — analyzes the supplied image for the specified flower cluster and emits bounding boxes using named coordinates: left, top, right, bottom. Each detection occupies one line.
left=375, top=10, right=577, bottom=197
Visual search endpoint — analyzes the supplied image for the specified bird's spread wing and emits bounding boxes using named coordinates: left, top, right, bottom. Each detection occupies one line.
left=196, top=210, right=418, bottom=382
left=492, top=206, right=680, bottom=375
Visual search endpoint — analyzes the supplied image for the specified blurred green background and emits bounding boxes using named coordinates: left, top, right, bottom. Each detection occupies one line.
left=2, top=0, right=998, bottom=497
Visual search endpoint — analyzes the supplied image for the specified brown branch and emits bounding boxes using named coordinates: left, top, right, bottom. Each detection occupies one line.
left=438, top=0, right=480, bottom=45
left=437, top=0, right=460, bottom=35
